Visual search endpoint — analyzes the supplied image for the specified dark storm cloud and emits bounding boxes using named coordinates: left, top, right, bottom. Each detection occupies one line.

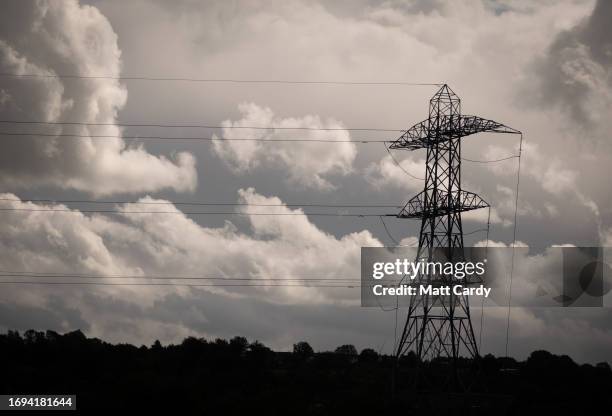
left=5, top=283, right=612, bottom=363
left=534, top=0, right=612, bottom=125
left=0, top=285, right=394, bottom=352
left=0, top=295, right=89, bottom=332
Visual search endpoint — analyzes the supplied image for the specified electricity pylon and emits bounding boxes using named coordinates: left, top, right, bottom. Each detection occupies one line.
left=391, top=84, right=520, bottom=386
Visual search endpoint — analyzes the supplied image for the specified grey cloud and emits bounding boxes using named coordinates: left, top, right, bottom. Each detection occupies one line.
left=4, top=282, right=612, bottom=363
left=2, top=0, right=611, bottom=363
left=0, top=191, right=380, bottom=336
left=212, top=102, right=356, bottom=190
left=533, top=0, right=612, bottom=125
left=0, top=295, right=89, bottom=332
left=0, top=0, right=197, bottom=196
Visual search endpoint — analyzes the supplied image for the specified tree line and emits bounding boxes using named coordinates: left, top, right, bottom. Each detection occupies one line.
left=1, top=329, right=611, bottom=414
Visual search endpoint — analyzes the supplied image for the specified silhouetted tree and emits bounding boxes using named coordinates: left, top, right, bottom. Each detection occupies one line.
left=1, top=329, right=611, bottom=413
left=334, top=344, right=357, bottom=356
left=247, top=340, right=273, bottom=369
left=358, top=348, right=378, bottom=363
left=293, top=341, right=314, bottom=359
left=229, top=336, right=248, bottom=356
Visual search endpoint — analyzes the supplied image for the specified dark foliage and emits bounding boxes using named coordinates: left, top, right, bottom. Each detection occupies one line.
left=293, top=341, right=314, bottom=359
left=1, top=329, right=611, bottom=415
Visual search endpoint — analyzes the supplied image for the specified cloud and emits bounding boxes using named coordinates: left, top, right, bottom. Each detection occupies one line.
left=2, top=192, right=612, bottom=361
left=531, top=0, right=612, bottom=128
left=364, top=152, right=511, bottom=226
left=0, top=0, right=196, bottom=196
left=1, top=0, right=610, bottom=360
left=0, top=189, right=385, bottom=344
left=398, top=236, right=418, bottom=247
left=0, top=188, right=379, bottom=304
left=95, top=0, right=606, bottom=238
left=462, top=207, right=509, bottom=226
left=484, top=142, right=600, bottom=218
left=212, top=103, right=356, bottom=190
left=364, top=154, right=424, bottom=191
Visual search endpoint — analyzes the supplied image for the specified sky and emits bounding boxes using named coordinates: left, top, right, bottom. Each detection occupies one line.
left=1, top=0, right=611, bottom=363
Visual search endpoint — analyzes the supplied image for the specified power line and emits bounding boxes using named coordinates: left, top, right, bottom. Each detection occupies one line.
left=0, top=131, right=520, bottom=155
left=0, top=73, right=441, bottom=86
left=0, top=207, right=394, bottom=217
left=0, top=271, right=360, bottom=282
left=462, top=155, right=518, bottom=163
left=0, top=131, right=387, bottom=144
left=505, top=133, right=524, bottom=358
left=383, top=142, right=425, bottom=181
left=463, top=228, right=489, bottom=236
left=0, top=197, right=400, bottom=209
left=379, top=215, right=400, bottom=246
left=0, top=272, right=376, bottom=288
left=479, top=205, right=492, bottom=352
left=0, top=120, right=404, bottom=132
left=0, top=281, right=360, bottom=288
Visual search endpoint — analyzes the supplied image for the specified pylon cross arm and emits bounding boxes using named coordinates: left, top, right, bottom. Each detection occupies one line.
left=389, top=115, right=521, bottom=150
left=397, top=190, right=489, bottom=219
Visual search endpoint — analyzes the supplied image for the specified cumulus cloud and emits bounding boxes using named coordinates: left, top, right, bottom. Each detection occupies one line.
left=484, top=142, right=600, bottom=218
left=212, top=103, right=356, bottom=190
left=1, top=0, right=610, bottom=360
left=364, top=154, right=424, bottom=191
left=4, top=194, right=610, bottom=360
left=0, top=0, right=196, bottom=195
left=96, top=0, right=606, bottom=238
left=0, top=188, right=379, bottom=304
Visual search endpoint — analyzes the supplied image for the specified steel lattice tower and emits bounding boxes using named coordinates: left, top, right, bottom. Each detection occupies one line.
left=391, top=85, right=520, bottom=381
